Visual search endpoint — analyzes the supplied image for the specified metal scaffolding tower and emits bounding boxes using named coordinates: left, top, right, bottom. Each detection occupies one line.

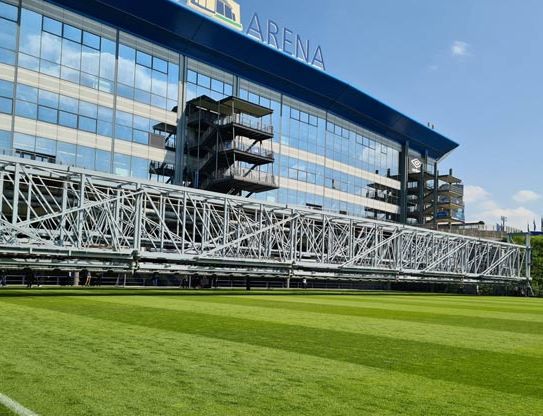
left=0, top=156, right=528, bottom=284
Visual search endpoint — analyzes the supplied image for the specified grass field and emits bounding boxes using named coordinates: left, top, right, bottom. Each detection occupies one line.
left=0, top=289, right=542, bottom=415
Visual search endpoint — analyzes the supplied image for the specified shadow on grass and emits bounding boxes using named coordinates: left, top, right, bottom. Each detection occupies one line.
left=0, top=287, right=455, bottom=299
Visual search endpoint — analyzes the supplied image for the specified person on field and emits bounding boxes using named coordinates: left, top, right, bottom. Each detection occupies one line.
left=302, top=278, right=308, bottom=289
left=82, top=269, right=92, bottom=287
left=0, top=269, right=6, bottom=287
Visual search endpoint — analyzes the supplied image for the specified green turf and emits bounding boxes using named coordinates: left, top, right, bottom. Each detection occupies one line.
left=0, top=289, right=542, bottom=415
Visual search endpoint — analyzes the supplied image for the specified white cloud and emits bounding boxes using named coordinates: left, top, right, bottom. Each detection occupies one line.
left=513, top=190, right=541, bottom=203
left=465, top=185, right=539, bottom=230
left=451, top=40, right=470, bottom=57
left=463, top=185, right=490, bottom=204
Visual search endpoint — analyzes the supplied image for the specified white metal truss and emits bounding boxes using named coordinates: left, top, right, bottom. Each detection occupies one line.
left=0, top=156, right=529, bottom=284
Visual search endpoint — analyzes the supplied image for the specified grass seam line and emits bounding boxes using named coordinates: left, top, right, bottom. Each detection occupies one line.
left=0, top=394, right=39, bottom=416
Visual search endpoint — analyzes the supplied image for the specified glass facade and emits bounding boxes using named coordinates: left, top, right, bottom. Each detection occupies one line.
left=0, top=0, right=439, bottom=223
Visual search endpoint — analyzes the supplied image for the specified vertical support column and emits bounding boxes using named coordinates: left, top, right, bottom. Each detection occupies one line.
left=418, top=154, right=427, bottom=225
left=59, top=181, right=68, bottom=246
left=134, top=185, right=143, bottom=252
left=433, top=167, right=439, bottom=229
left=77, top=173, right=86, bottom=248
left=12, top=162, right=20, bottom=226
left=174, top=56, right=187, bottom=185
left=399, top=142, right=409, bottom=224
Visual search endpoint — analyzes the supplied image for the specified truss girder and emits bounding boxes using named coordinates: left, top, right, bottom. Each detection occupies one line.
left=0, top=157, right=527, bottom=282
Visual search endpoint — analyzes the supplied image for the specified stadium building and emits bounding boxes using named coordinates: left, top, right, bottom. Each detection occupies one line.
left=0, top=0, right=526, bottom=289
left=0, top=0, right=463, bottom=226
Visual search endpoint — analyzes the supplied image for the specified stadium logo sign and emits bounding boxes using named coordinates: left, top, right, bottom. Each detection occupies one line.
left=409, top=158, right=423, bottom=173
left=246, top=12, right=326, bottom=71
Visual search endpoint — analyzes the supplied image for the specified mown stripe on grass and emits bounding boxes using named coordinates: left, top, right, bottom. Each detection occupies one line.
left=2, top=296, right=542, bottom=399
left=168, top=295, right=543, bottom=334
left=88, top=295, right=543, bottom=357
left=2, top=301, right=543, bottom=416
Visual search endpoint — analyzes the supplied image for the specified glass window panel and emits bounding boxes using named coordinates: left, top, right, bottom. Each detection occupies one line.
left=60, top=66, right=80, bottom=84
left=80, top=73, right=99, bottom=90
left=0, top=47, right=15, bottom=65
left=40, top=60, right=60, bottom=77
left=223, top=83, right=233, bottom=96
left=0, top=97, right=12, bottom=114
left=0, top=79, right=12, bottom=98
left=79, top=116, right=97, bottom=133
left=76, top=145, right=95, bottom=170
left=83, top=31, right=100, bottom=49
left=99, top=38, right=116, bottom=81
left=132, top=129, right=148, bottom=145
left=0, top=18, right=16, bottom=51
left=98, top=78, right=114, bottom=94
left=18, top=53, right=39, bottom=71
left=151, top=70, right=167, bottom=96
left=131, top=156, right=148, bottom=179
left=98, top=106, right=113, bottom=122
left=135, top=65, right=152, bottom=91
left=14, top=133, right=35, bottom=151
left=43, top=16, right=62, bottom=36
left=116, top=111, right=132, bottom=126
left=118, top=44, right=135, bottom=85
left=19, top=9, right=42, bottom=56
left=132, top=115, right=149, bottom=131
left=115, top=125, right=132, bottom=141
left=97, top=120, right=113, bottom=137
left=38, top=90, right=58, bottom=108
left=63, top=24, right=82, bottom=43
left=15, top=100, right=37, bottom=119
left=58, top=95, right=78, bottom=113
left=211, top=78, right=223, bottom=93
left=134, top=89, right=151, bottom=105
left=167, top=63, right=179, bottom=99
left=187, top=70, right=197, bottom=84
left=150, top=94, right=166, bottom=109
left=114, top=153, right=130, bottom=176
left=81, top=46, right=100, bottom=75
left=38, top=105, right=57, bottom=123
left=0, top=2, right=17, bottom=21
left=117, top=83, right=134, bottom=99
left=61, top=38, right=81, bottom=70
left=79, top=101, right=97, bottom=118
left=58, top=111, right=77, bottom=128
left=35, top=137, right=56, bottom=155
left=197, top=73, right=211, bottom=88
left=57, top=142, right=76, bottom=166
left=95, top=149, right=111, bottom=173
left=136, top=51, right=152, bottom=67
left=41, top=32, right=62, bottom=63
left=0, top=129, right=11, bottom=151
left=153, top=57, right=168, bottom=73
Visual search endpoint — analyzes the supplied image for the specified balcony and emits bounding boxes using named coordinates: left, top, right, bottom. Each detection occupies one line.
left=201, top=166, right=278, bottom=194
left=216, top=114, right=274, bottom=141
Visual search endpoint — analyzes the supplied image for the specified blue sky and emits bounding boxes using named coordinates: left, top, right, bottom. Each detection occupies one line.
left=238, top=0, right=543, bottom=229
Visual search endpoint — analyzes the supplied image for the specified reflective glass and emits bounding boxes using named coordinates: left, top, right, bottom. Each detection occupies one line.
left=38, top=105, right=57, bottom=123
left=95, top=149, right=111, bottom=173
left=58, top=111, right=77, bottom=128
left=43, top=16, right=62, bottom=36
left=136, top=51, right=152, bottom=67
left=35, top=137, right=56, bottom=155
left=0, top=18, right=16, bottom=50
left=76, top=145, right=95, bottom=170
left=79, top=116, right=97, bottom=133
left=0, top=97, right=12, bottom=114
left=19, top=9, right=42, bottom=56
left=15, top=100, right=37, bottom=119
left=0, top=2, right=17, bottom=21
left=114, top=153, right=130, bottom=176
left=13, top=133, right=35, bottom=151
left=83, top=31, right=100, bottom=49
left=63, top=24, right=82, bottom=43
left=57, top=142, right=76, bottom=166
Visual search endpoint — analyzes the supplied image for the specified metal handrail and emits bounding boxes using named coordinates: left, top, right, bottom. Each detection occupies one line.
left=217, top=114, right=274, bottom=134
